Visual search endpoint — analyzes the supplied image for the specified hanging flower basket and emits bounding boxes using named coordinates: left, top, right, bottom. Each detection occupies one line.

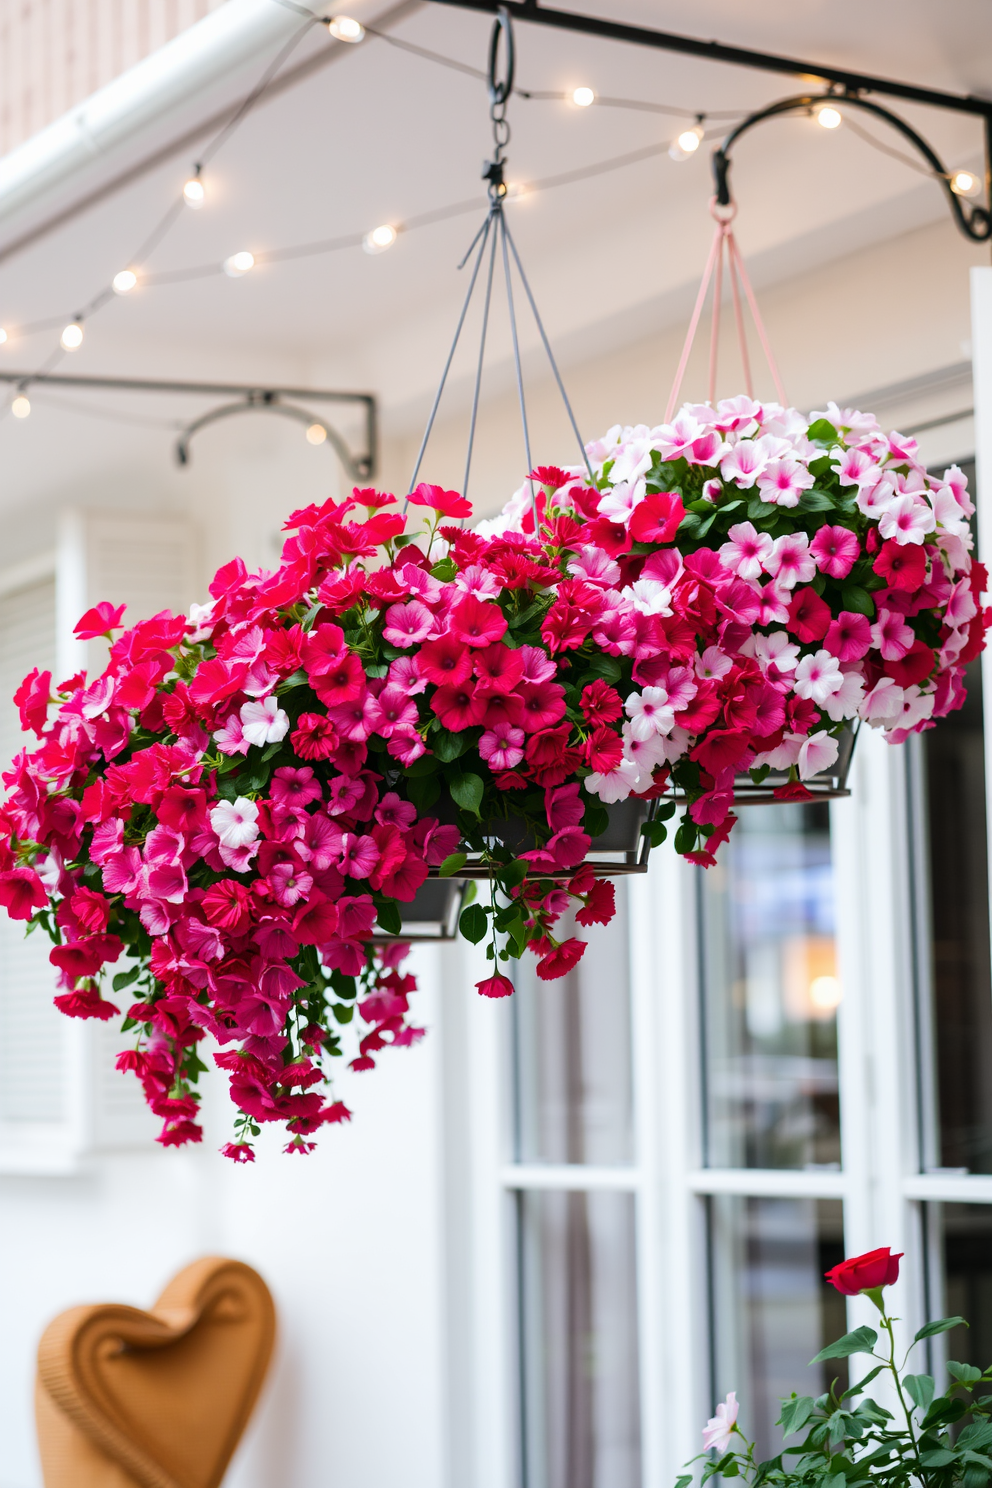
left=0, top=398, right=985, bottom=1157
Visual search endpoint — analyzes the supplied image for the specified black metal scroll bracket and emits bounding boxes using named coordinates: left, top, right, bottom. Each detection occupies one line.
left=424, top=0, right=992, bottom=260
left=712, top=93, right=992, bottom=244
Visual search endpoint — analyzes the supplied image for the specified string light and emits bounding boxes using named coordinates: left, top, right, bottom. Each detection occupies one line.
left=306, top=422, right=328, bottom=445
left=363, top=224, right=398, bottom=255
left=950, top=169, right=981, bottom=198
left=223, top=251, right=255, bottom=277
left=328, top=15, right=364, bottom=42
left=0, top=328, right=7, bottom=345
left=112, top=270, right=138, bottom=294
left=11, top=394, right=30, bottom=418
left=816, top=104, right=843, bottom=130
left=669, top=124, right=704, bottom=161
left=571, top=86, right=595, bottom=108
left=60, top=322, right=83, bottom=350
left=183, top=177, right=205, bottom=209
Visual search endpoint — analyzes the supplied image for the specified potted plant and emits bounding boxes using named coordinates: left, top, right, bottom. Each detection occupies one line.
left=0, top=397, right=983, bottom=1157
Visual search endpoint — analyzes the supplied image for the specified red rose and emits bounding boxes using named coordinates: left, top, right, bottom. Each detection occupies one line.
left=824, top=1246, right=903, bottom=1297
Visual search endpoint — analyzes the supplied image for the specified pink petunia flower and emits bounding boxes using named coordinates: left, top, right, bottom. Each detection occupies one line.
left=871, top=608, right=915, bottom=660
left=766, top=532, right=816, bottom=590
left=702, top=1393, right=739, bottom=1455
left=878, top=494, right=935, bottom=547
left=479, top=722, right=525, bottom=770
left=270, top=766, right=322, bottom=807
left=798, top=731, right=840, bottom=779
left=824, top=611, right=872, bottom=662
left=382, top=600, right=434, bottom=649
left=756, top=458, right=814, bottom=507
left=811, top=525, right=860, bottom=579
left=718, top=521, right=773, bottom=581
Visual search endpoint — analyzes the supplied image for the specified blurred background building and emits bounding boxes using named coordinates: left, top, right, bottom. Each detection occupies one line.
left=0, top=3, right=991, bottom=1486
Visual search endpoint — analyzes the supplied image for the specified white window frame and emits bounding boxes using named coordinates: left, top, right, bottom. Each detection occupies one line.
left=441, top=321, right=992, bottom=1488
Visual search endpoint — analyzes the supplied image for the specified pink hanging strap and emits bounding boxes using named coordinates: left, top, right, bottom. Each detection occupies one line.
left=664, top=198, right=787, bottom=423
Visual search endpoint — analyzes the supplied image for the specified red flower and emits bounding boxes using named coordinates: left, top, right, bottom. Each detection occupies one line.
left=432, top=683, right=485, bottom=732
left=874, top=539, right=927, bottom=593
left=476, top=974, right=515, bottom=998
left=575, top=878, right=615, bottom=926
left=74, top=600, right=127, bottom=639
left=13, top=668, right=52, bottom=736
left=0, top=867, right=48, bottom=920
left=536, top=937, right=586, bottom=980
left=474, top=643, right=525, bottom=695
left=585, top=725, right=624, bottom=772
left=202, top=879, right=252, bottom=933
left=787, top=586, right=832, bottom=643
left=580, top=680, right=623, bottom=725
left=407, top=482, right=473, bottom=518
left=221, top=1143, right=256, bottom=1162
left=518, top=680, right=567, bottom=733
left=824, top=1247, right=902, bottom=1297
left=54, top=989, right=120, bottom=1020
left=773, top=781, right=814, bottom=802
left=691, top=727, right=750, bottom=777
left=449, top=595, right=508, bottom=648
left=418, top=635, right=473, bottom=687
left=291, top=713, right=339, bottom=760
left=629, top=491, right=685, bottom=544
left=884, top=639, right=935, bottom=688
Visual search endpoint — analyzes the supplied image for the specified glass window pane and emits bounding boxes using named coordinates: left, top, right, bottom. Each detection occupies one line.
left=923, top=655, right=992, bottom=1172
left=700, top=803, right=841, bottom=1170
left=518, top=1189, right=641, bottom=1488
left=513, top=883, right=634, bottom=1166
left=931, top=1203, right=992, bottom=1367
left=709, top=1197, right=847, bottom=1461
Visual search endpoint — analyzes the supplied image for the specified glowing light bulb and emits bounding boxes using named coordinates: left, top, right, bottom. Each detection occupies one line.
left=363, top=224, right=398, bottom=255
left=113, top=269, right=137, bottom=294
left=328, top=15, right=364, bottom=41
left=504, top=180, right=528, bottom=199
left=306, top=422, right=328, bottom=445
left=60, top=322, right=83, bottom=350
left=0, top=328, right=7, bottom=345
left=11, top=394, right=30, bottom=419
left=223, top=251, right=255, bottom=277
left=816, top=105, right=842, bottom=130
left=669, top=124, right=704, bottom=162
left=809, top=974, right=842, bottom=1011
left=183, top=176, right=205, bottom=208
left=950, top=169, right=981, bottom=198
left=571, top=86, right=595, bottom=108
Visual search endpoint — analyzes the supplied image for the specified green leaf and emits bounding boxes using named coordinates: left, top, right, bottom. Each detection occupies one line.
left=376, top=901, right=402, bottom=936
left=432, top=729, right=474, bottom=763
left=807, top=418, right=839, bottom=444
left=921, top=1449, right=958, bottom=1467
left=674, top=817, right=698, bottom=854
left=810, top=1326, right=878, bottom=1364
left=584, top=802, right=609, bottom=839
left=582, top=653, right=622, bottom=684
left=450, top=772, right=484, bottom=816
left=904, top=1374, right=936, bottom=1411
left=430, top=557, right=458, bottom=581
left=916, top=1317, right=969, bottom=1342
left=840, top=585, right=875, bottom=618
left=641, top=819, right=668, bottom=848
left=779, top=1395, right=816, bottom=1436
left=406, top=774, right=440, bottom=812
left=459, top=903, right=489, bottom=944
left=331, top=1002, right=355, bottom=1024
left=300, top=601, right=323, bottom=633
left=950, top=1361, right=984, bottom=1383
left=260, top=740, right=284, bottom=761
left=922, top=1396, right=968, bottom=1430
left=500, top=858, right=529, bottom=891
left=275, top=668, right=309, bottom=692
left=404, top=753, right=439, bottom=777
left=438, top=852, right=468, bottom=878
left=749, top=764, right=771, bottom=785
left=797, top=488, right=836, bottom=513
left=112, top=966, right=141, bottom=992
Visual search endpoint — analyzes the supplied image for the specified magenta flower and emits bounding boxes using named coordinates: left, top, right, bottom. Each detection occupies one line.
left=479, top=723, right=525, bottom=770
left=811, top=525, right=860, bottom=579
left=824, top=612, right=872, bottom=662
left=382, top=600, right=434, bottom=649
left=871, top=608, right=915, bottom=660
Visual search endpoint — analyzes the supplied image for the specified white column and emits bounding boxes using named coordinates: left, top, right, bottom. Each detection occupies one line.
left=970, top=266, right=992, bottom=1001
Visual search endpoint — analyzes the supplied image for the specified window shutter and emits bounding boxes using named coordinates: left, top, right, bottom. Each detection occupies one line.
left=0, top=573, right=71, bottom=1157
left=75, top=511, right=198, bottom=1149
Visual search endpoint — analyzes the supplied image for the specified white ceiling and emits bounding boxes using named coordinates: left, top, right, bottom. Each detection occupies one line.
left=0, top=0, right=987, bottom=512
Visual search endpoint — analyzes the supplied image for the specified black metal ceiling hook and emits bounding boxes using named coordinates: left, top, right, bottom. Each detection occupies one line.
left=712, top=91, right=991, bottom=243
left=487, top=5, right=515, bottom=108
